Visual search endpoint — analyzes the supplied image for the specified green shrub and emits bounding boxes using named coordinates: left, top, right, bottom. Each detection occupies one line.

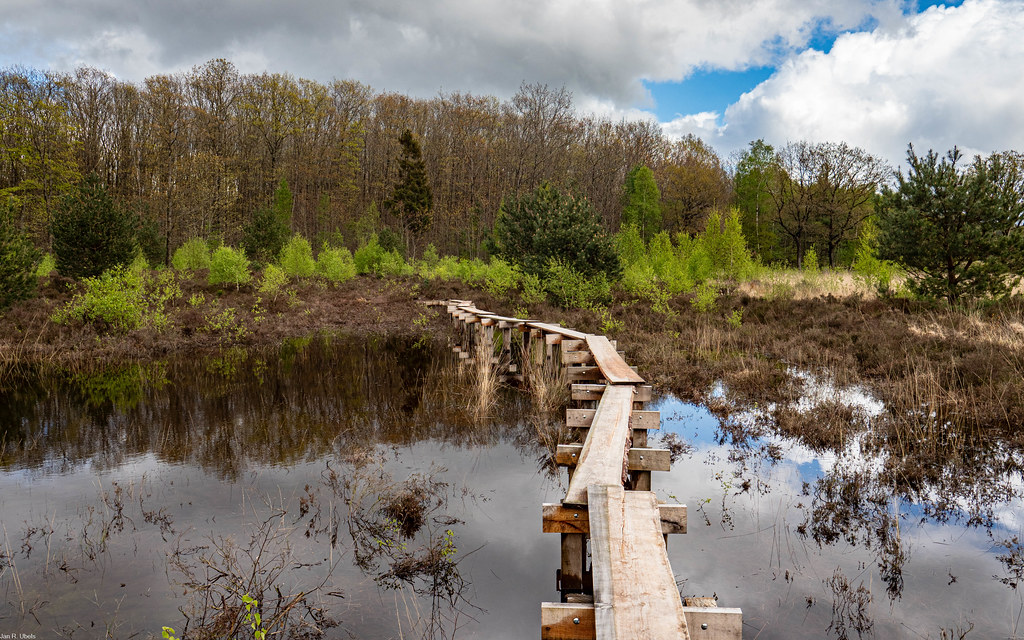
left=172, top=237, right=211, bottom=271
left=614, top=223, right=646, bottom=268
left=316, top=246, right=357, bottom=283
left=691, top=281, right=719, bottom=313
left=279, top=234, right=316, bottom=278
left=484, top=258, right=520, bottom=297
left=852, top=218, right=898, bottom=296
left=0, top=207, right=41, bottom=310
left=802, top=247, right=820, bottom=275
left=52, top=265, right=180, bottom=332
left=454, top=257, right=487, bottom=285
left=519, top=271, right=547, bottom=305
left=685, top=239, right=714, bottom=284
left=35, top=253, right=55, bottom=279
left=242, top=179, right=292, bottom=266
left=354, top=234, right=386, bottom=274
left=52, top=175, right=136, bottom=279
left=258, top=264, right=288, bottom=298
left=374, top=249, right=413, bottom=277
left=377, top=228, right=406, bottom=257
left=209, top=246, right=251, bottom=288
left=544, top=258, right=611, bottom=310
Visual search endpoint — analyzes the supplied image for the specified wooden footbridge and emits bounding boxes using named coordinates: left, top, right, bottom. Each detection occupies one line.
left=428, top=300, right=742, bottom=640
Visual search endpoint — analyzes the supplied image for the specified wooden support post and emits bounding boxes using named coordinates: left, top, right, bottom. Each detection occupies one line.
left=560, top=532, right=586, bottom=595
left=630, top=428, right=652, bottom=491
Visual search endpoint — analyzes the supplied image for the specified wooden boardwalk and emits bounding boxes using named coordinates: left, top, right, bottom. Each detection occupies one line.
left=429, top=300, right=742, bottom=640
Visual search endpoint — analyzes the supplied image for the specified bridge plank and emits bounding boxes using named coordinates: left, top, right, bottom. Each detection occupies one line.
left=541, top=603, right=741, bottom=640
left=588, top=484, right=691, bottom=640
left=586, top=335, right=645, bottom=384
left=542, top=502, right=686, bottom=534
left=556, top=445, right=670, bottom=472
left=563, top=385, right=634, bottom=506
left=572, top=384, right=652, bottom=402
left=528, top=321, right=591, bottom=341
left=566, top=408, right=660, bottom=430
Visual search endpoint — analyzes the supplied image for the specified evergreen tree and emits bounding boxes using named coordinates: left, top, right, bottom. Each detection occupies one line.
left=242, top=178, right=292, bottom=267
left=51, top=175, right=136, bottom=278
left=388, top=129, right=432, bottom=257
left=491, top=182, right=620, bottom=280
left=621, top=165, right=661, bottom=242
left=878, top=146, right=1024, bottom=303
left=0, top=201, right=41, bottom=310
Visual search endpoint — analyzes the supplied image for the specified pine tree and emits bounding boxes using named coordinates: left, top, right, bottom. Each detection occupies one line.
left=0, top=201, right=41, bottom=310
left=878, top=146, right=1024, bottom=303
left=51, top=175, right=136, bottom=278
left=242, top=178, right=292, bottom=267
left=388, top=129, right=432, bottom=257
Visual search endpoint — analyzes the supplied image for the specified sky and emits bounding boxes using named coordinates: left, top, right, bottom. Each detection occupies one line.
left=1, top=0, right=1022, bottom=168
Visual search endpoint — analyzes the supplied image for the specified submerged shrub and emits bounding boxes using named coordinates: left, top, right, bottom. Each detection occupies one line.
left=172, top=237, right=211, bottom=271
left=279, top=234, right=316, bottom=278
left=209, top=246, right=251, bottom=288
left=316, top=246, right=357, bottom=283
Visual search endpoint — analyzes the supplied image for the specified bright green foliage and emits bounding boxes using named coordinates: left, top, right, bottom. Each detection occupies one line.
left=492, top=182, right=620, bottom=280
left=683, top=238, right=714, bottom=284
left=879, top=146, right=1024, bottom=303
left=279, top=234, right=316, bottom=278
left=453, top=257, right=487, bottom=284
left=802, top=246, right=820, bottom=275
left=0, top=205, right=41, bottom=310
left=614, top=224, right=646, bottom=268
left=484, top=258, right=520, bottom=297
left=374, top=249, right=413, bottom=277
left=852, top=218, right=897, bottom=296
left=621, top=165, right=662, bottom=241
left=388, top=129, right=432, bottom=252
left=53, top=265, right=181, bottom=332
left=35, top=252, right=55, bottom=279
left=733, top=139, right=778, bottom=259
left=354, top=234, right=386, bottom=274
left=258, top=264, right=288, bottom=298
left=162, top=626, right=178, bottom=640
left=543, top=258, right=611, bottom=310
left=691, top=281, right=719, bottom=313
left=242, top=594, right=268, bottom=640
left=316, top=246, right=357, bottom=283
left=421, top=243, right=440, bottom=268
left=519, top=271, right=547, bottom=305
left=208, top=246, right=251, bottom=288
left=242, top=179, right=292, bottom=266
left=171, top=237, right=211, bottom=271
left=52, top=175, right=136, bottom=279
left=710, top=209, right=756, bottom=281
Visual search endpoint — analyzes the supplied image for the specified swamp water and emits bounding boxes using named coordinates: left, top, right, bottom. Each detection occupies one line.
left=0, top=334, right=1021, bottom=639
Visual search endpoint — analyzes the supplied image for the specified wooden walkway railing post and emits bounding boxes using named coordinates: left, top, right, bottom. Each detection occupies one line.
left=427, top=300, right=742, bottom=640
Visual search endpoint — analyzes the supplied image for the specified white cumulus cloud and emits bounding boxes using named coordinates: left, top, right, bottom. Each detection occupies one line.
left=711, top=0, right=1024, bottom=164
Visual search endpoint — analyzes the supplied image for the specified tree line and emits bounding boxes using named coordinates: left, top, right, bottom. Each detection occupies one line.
left=3, top=59, right=1024, bottom=306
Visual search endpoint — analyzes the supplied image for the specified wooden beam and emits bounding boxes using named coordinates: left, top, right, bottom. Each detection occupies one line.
left=541, top=604, right=741, bottom=640
left=528, top=321, right=591, bottom=341
left=561, top=338, right=587, bottom=351
left=542, top=603, right=596, bottom=640
left=542, top=502, right=686, bottom=534
left=562, top=350, right=595, bottom=365
left=589, top=484, right=691, bottom=639
left=565, top=365, right=605, bottom=382
left=572, top=384, right=652, bottom=402
left=563, top=386, right=634, bottom=506
left=546, top=333, right=565, bottom=345
left=556, top=445, right=670, bottom=472
left=586, top=335, right=645, bottom=384
left=566, top=409, right=660, bottom=430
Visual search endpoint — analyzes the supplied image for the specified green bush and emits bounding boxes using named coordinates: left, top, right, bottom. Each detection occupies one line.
left=491, top=182, right=620, bottom=280
left=209, top=246, right=251, bottom=288
left=279, top=234, right=316, bottom=278
left=52, top=265, right=180, bottom=332
left=691, top=281, right=719, bottom=313
left=354, top=234, right=386, bottom=274
left=316, top=246, right=357, bottom=283
left=172, top=237, right=211, bottom=271
left=52, top=175, right=136, bottom=279
left=258, top=264, right=288, bottom=298
left=242, top=179, right=292, bottom=267
left=484, top=258, right=520, bottom=298
left=374, top=249, right=413, bottom=277
left=0, top=206, right=41, bottom=310
left=802, top=247, right=820, bottom=275
left=36, top=253, right=56, bottom=279
left=544, top=258, right=611, bottom=310
left=519, top=271, right=547, bottom=305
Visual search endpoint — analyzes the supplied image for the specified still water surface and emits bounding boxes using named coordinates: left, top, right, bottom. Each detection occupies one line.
left=0, top=334, right=1022, bottom=639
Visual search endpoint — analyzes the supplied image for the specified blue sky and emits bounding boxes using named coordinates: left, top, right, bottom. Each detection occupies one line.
left=0, top=0, right=1018, bottom=166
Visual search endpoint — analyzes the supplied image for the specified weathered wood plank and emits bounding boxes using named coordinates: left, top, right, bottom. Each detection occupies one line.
left=542, top=604, right=741, bottom=640
left=586, top=334, right=645, bottom=384
left=572, top=384, right=652, bottom=402
left=565, top=365, right=604, bottom=382
left=563, top=386, right=634, bottom=506
left=529, top=321, right=591, bottom=341
left=556, top=445, right=670, bottom=472
left=562, top=350, right=595, bottom=364
left=541, top=603, right=597, bottom=640
left=588, top=484, right=691, bottom=639
left=566, top=409, right=660, bottom=430
left=542, top=502, right=686, bottom=534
